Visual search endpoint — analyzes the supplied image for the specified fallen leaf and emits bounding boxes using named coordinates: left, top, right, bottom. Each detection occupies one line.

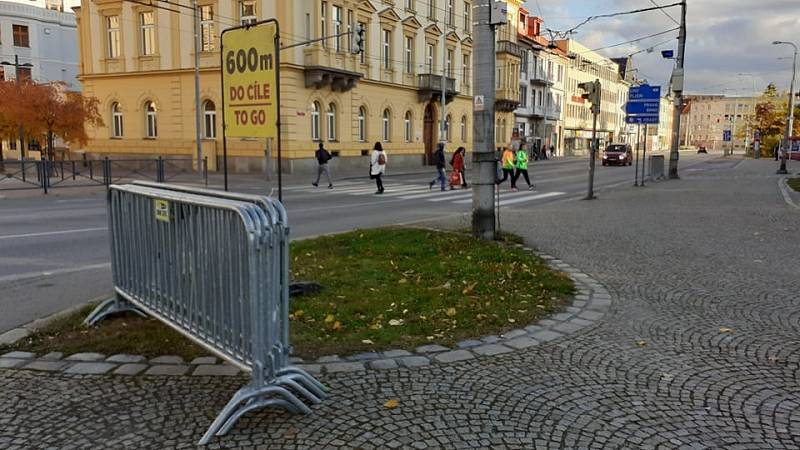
left=719, top=327, right=733, bottom=333
left=389, top=319, right=405, bottom=326
left=332, top=321, right=341, bottom=331
left=283, top=426, right=299, bottom=439
left=442, top=281, right=452, bottom=289
left=446, top=307, right=457, bottom=317
left=369, top=323, right=383, bottom=330
left=324, top=314, right=335, bottom=323
left=508, top=318, right=516, bottom=323
left=462, top=282, right=478, bottom=295
left=384, top=399, right=400, bottom=409
left=294, top=310, right=305, bottom=319
left=636, top=340, right=647, bottom=347
left=361, top=339, right=374, bottom=345
left=399, top=278, right=408, bottom=284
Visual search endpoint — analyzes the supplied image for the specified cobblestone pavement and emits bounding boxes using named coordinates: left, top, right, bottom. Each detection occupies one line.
left=2, top=159, right=799, bottom=449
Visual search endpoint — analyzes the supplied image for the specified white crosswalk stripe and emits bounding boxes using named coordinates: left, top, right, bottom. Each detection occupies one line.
left=289, top=181, right=566, bottom=207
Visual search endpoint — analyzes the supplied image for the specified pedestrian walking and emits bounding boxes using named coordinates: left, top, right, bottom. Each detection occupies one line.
left=512, top=147, right=534, bottom=190
left=774, top=143, right=780, bottom=161
left=549, top=145, right=555, bottom=159
left=312, top=143, right=333, bottom=189
left=496, top=147, right=517, bottom=191
left=429, top=143, right=447, bottom=191
left=370, top=142, right=386, bottom=194
left=450, top=146, right=467, bottom=189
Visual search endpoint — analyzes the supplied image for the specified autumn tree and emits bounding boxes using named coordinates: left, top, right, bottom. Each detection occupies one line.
left=753, top=83, right=800, bottom=156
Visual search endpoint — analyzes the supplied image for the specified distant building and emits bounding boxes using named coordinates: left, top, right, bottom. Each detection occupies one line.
left=681, top=95, right=756, bottom=152
left=1, top=0, right=81, bottom=13
left=0, top=1, right=78, bottom=86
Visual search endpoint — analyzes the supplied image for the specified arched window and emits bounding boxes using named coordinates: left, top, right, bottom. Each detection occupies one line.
left=311, top=101, right=320, bottom=141
left=357, top=106, right=366, bottom=142
left=460, top=115, right=467, bottom=142
left=382, top=109, right=391, bottom=142
left=111, top=102, right=123, bottom=138
left=404, top=111, right=412, bottom=142
left=445, top=114, right=452, bottom=141
left=144, top=101, right=157, bottom=138
left=203, top=100, right=216, bottom=139
left=326, top=103, right=337, bottom=141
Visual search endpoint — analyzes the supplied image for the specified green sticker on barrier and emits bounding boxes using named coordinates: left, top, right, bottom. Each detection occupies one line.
left=154, top=199, right=171, bottom=223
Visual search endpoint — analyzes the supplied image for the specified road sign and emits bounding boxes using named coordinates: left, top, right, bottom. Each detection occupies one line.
left=221, top=20, right=279, bottom=138
left=723, top=130, right=731, bottom=142
left=474, top=95, right=485, bottom=112
left=626, top=84, right=661, bottom=125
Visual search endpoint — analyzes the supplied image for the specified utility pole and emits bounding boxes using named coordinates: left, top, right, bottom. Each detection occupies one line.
left=668, top=0, right=687, bottom=179
left=773, top=41, right=797, bottom=174
left=441, top=20, right=447, bottom=145
left=471, top=0, right=504, bottom=239
left=192, top=0, right=203, bottom=172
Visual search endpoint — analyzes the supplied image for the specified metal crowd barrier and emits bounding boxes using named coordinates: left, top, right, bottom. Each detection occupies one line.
left=84, top=182, right=325, bottom=445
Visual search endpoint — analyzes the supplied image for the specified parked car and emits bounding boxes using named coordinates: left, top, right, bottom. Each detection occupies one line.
left=697, top=146, right=708, bottom=154
left=602, top=144, right=633, bottom=166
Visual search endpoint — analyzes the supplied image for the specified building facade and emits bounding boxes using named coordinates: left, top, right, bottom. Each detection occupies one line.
left=556, top=39, right=630, bottom=156
left=74, top=0, right=525, bottom=172
left=681, top=94, right=756, bottom=153
left=513, top=10, right=567, bottom=156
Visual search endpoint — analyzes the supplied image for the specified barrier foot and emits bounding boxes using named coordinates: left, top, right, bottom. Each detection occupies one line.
left=277, top=366, right=327, bottom=393
left=276, top=375, right=323, bottom=404
left=276, top=369, right=327, bottom=400
left=83, top=296, right=147, bottom=327
left=199, top=384, right=311, bottom=445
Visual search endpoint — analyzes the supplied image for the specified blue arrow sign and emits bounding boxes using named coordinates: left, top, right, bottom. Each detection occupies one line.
left=626, top=102, right=660, bottom=115
left=723, top=130, right=732, bottom=142
left=628, top=84, right=661, bottom=101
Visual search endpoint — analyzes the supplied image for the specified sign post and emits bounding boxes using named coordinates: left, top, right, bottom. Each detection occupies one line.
left=220, top=20, right=281, bottom=198
left=626, top=85, right=661, bottom=185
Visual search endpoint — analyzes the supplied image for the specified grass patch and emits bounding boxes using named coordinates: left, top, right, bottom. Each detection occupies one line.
left=788, top=178, right=800, bottom=193
left=1, top=304, right=209, bottom=360
left=2, top=228, right=573, bottom=361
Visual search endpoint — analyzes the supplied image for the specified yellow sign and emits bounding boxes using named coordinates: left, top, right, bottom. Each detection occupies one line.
left=154, top=199, right=171, bottom=223
left=221, top=21, right=279, bottom=138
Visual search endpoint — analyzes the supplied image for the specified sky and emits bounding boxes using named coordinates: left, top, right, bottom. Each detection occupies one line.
left=525, top=0, right=800, bottom=96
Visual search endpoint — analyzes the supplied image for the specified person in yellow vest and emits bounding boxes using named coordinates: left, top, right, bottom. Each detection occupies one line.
left=495, top=147, right=516, bottom=191
left=513, top=147, right=534, bottom=191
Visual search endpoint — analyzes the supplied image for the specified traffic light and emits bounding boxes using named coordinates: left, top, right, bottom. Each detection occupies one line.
left=352, top=23, right=366, bottom=55
left=578, top=79, right=601, bottom=115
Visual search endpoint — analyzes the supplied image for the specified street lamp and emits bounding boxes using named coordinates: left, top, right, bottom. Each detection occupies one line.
left=772, top=40, right=797, bottom=174
left=0, top=55, right=34, bottom=160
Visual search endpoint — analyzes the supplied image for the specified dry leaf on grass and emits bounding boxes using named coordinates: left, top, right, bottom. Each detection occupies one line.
left=388, top=319, right=405, bottom=326
left=446, top=307, right=457, bottom=317
left=324, top=314, right=335, bottom=323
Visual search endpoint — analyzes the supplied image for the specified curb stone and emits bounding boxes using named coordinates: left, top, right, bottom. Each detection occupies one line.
left=0, top=247, right=613, bottom=376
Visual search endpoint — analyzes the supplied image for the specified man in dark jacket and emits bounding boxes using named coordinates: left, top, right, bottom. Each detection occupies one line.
left=428, top=143, right=447, bottom=191
left=312, top=143, right=333, bottom=189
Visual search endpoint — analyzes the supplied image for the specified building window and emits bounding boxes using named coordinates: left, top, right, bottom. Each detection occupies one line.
left=445, top=114, right=452, bottom=141
left=332, top=6, right=342, bottom=52
left=106, top=16, right=121, bottom=58
left=382, top=109, right=391, bottom=142
left=203, top=100, right=216, bottom=139
left=111, top=102, right=123, bottom=138
left=240, top=1, right=256, bottom=25
left=358, top=106, right=366, bottom=142
left=45, top=0, right=63, bottom=12
left=320, top=2, right=327, bottom=48
left=460, top=115, right=467, bottom=142
left=144, top=101, right=158, bottom=138
left=426, top=43, right=434, bottom=73
left=405, top=0, right=414, bottom=11
left=462, top=54, right=470, bottom=86
left=0, top=67, right=4, bottom=81
left=17, top=67, right=31, bottom=82
left=463, top=2, right=471, bottom=33
left=358, top=22, right=367, bottom=64
left=446, top=49, right=453, bottom=78
left=326, top=103, right=337, bottom=141
left=200, top=5, right=216, bottom=52
left=140, top=12, right=155, bottom=56
left=428, top=0, right=436, bottom=20
left=520, top=86, right=527, bottom=108
left=12, top=25, right=29, bottom=48
left=311, top=102, right=321, bottom=141
left=382, top=30, right=391, bottom=70
left=404, top=111, right=412, bottom=142
left=557, top=64, right=563, bottom=82
left=521, top=51, right=528, bottom=78
left=445, top=0, right=456, bottom=27
left=347, top=10, right=353, bottom=52
left=404, top=36, right=414, bottom=74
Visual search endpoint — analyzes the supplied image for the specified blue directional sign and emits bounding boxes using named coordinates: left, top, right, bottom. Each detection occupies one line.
left=723, top=130, right=732, bottom=142
left=626, top=84, right=661, bottom=125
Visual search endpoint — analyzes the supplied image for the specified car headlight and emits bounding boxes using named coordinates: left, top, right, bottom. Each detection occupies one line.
left=603, top=154, right=608, bottom=159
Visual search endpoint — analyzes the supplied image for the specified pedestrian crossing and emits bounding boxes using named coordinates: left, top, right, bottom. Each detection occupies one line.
left=291, top=180, right=567, bottom=207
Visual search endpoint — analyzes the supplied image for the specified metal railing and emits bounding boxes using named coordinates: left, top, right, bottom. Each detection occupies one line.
left=84, top=182, right=324, bottom=445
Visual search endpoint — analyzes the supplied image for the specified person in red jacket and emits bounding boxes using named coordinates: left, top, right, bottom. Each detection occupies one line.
left=450, top=147, right=467, bottom=189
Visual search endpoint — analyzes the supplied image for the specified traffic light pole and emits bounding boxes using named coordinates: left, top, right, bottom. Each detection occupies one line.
left=668, top=0, right=687, bottom=179
left=586, top=104, right=599, bottom=200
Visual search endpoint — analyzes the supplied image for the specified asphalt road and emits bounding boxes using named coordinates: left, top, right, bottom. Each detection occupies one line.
left=0, top=152, right=709, bottom=333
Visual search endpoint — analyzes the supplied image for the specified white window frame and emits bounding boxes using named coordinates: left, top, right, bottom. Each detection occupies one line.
left=111, top=103, right=123, bottom=138
left=445, top=114, right=452, bottom=141
left=446, top=49, right=453, bottom=78
left=320, top=2, right=327, bottom=48
left=446, top=0, right=454, bottom=26
left=326, top=103, right=337, bottom=141
left=358, top=106, right=366, bottom=142
left=463, top=2, right=471, bottom=33
left=203, top=100, right=216, bottom=139
left=404, top=111, right=412, bottom=142
left=311, top=102, right=321, bottom=141
left=426, top=43, right=434, bottom=73
left=144, top=101, right=157, bottom=138
left=428, top=0, right=436, bottom=20
left=460, top=116, right=467, bottom=141
left=382, top=109, right=391, bottom=142
left=462, top=54, right=470, bottom=86
left=332, top=5, right=342, bottom=52
left=200, top=5, right=215, bottom=52
left=382, top=29, right=391, bottom=70
left=140, top=12, right=155, bottom=56
left=404, top=36, right=413, bottom=74
left=107, top=16, right=121, bottom=58
left=240, top=0, right=256, bottom=25
left=358, top=21, right=367, bottom=64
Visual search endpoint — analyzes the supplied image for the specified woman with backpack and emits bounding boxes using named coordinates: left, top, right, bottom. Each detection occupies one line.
left=370, top=142, right=387, bottom=194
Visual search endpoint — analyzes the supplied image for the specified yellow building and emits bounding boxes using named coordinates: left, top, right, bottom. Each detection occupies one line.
left=73, top=0, right=521, bottom=172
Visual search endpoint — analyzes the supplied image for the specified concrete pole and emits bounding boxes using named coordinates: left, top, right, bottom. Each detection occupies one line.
left=668, top=0, right=687, bottom=179
left=471, top=0, right=496, bottom=239
left=193, top=0, right=203, bottom=172
left=776, top=42, right=796, bottom=174
left=441, top=23, right=447, bottom=144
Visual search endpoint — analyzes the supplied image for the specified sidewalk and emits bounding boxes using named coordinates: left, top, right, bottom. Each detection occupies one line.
left=2, top=159, right=799, bottom=449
